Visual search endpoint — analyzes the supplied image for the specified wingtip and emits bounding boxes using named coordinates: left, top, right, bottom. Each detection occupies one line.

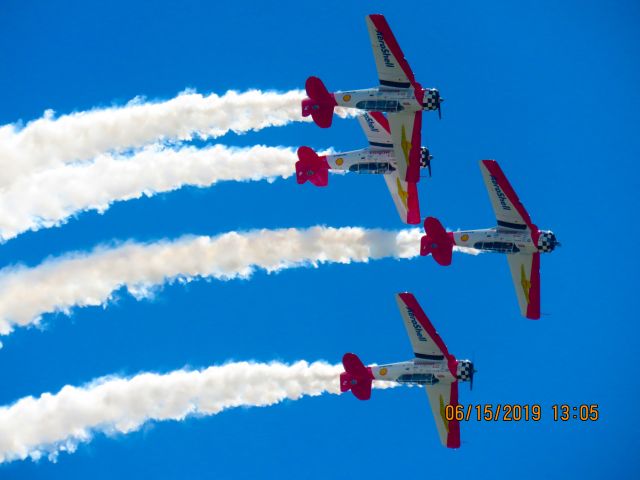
left=480, top=159, right=497, bottom=168
left=397, top=292, right=415, bottom=302
left=446, top=437, right=462, bottom=449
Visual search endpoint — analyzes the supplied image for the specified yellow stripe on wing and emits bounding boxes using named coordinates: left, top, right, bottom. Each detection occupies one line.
left=439, top=394, right=450, bottom=433
left=401, top=124, right=412, bottom=165
left=520, top=263, right=531, bottom=304
left=395, top=177, right=409, bottom=209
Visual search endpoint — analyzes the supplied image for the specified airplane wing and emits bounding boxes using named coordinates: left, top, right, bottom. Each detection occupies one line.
left=356, top=113, right=420, bottom=224
left=506, top=253, right=541, bottom=320
left=387, top=111, right=422, bottom=183
left=395, top=293, right=453, bottom=362
left=397, top=293, right=461, bottom=448
left=356, top=112, right=393, bottom=149
left=425, top=382, right=461, bottom=448
left=365, top=14, right=420, bottom=90
left=383, top=172, right=420, bottom=224
left=479, top=160, right=535, bottom=231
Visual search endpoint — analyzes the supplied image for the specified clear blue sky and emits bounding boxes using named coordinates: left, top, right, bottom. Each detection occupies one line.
left=1, top=0, right=639, bottom=478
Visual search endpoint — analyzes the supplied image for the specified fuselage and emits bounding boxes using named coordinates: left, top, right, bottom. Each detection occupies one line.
left=332, top=87, right=440, bottom=113
left=326, top=148, right=394, bottom=174
left=370, top=358, right=473, bottom=386
left=324, top=147, right=430, bottom=175
left=452, top=228, right=559, bottom=255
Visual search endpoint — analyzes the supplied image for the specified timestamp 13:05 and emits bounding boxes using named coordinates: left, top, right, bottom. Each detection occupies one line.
left=444, top=404, right=600, bottom=422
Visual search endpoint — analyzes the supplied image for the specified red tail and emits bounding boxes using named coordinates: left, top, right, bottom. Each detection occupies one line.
left=295, top=146, right=329, bottom=187
left=420, top=217, right=454, bottom=266
left=340, top=353, right=374, bottom=401
left=301, top=76, right=337, bottom=128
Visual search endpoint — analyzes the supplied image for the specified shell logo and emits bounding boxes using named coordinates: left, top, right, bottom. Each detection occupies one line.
left=379, top=367, right=388, bottom=376
left=342, top=94, right=352, bottom=102
left=461, top=234, right=469, bottom=242
left=336, top=157, right=344, bottom=166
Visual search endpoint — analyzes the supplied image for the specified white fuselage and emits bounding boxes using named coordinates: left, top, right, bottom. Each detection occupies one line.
left=333, top=87, right=439, bottom=113
left=370, top=359, right=460, bottom=386
left=325, top=148, right=396, bottom=174
left=452, top=228, right=539, bottom=255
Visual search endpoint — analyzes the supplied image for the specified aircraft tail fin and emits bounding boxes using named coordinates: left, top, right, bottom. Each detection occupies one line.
left=302, top=76, right=337, bottom=128
left=420, top=217, right=454, bottom=266
left=340, top=353, right=374, bottom=401
left=295, top=146, right=329, bottom=186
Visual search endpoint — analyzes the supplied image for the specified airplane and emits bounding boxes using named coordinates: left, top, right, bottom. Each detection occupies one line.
left=340, top=292, right=474, bottom=449
left=295, top=111, right=432, bottom=224
left=301, top=13, right=442, bottom=184
left=420, top=160, right=560, bottom=319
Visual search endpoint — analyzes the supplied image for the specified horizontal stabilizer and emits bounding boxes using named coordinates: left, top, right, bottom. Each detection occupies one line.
left=420, top=217, right=454, bottom=266
left=340, top=353, right=374, bottom=401
left=296, top=146, right=329, bottom=187
left=302, top=76, right=337, bottom=128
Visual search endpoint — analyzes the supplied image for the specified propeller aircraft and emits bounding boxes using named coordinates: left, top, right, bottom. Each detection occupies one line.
left=420, top=160, right=560, bottom=319
left=295, top=111, right=432, bottom=224
left=301, top=13, right=442, bottom=184
left=340, top=292, right=474, bottom=448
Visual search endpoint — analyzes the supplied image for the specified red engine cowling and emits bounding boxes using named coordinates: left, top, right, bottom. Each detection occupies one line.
left=295, top=146, right=329, bottom=187
left=340, top=353, right=374, bottom=401
left=301, top=76, right=337, bottom=128
left=420, top=217, right=454, bottom=266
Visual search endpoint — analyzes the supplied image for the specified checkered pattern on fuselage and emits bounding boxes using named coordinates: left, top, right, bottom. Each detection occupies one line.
left=422, top=91, right=439, bottom=111
left=456, top=361, right=473, bottom=381
left=537, top=232, right=557, bottom=253
left=421, top=89, right=440, bottom=110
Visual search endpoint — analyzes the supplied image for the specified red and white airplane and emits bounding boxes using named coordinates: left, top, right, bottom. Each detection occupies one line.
left=420, top=160, right=560, bottom=319
left=340, top=292, right=474, bottom=449
left=295, top=111, right=432, bottom=224
left=301, top=13, right=442, bottom=184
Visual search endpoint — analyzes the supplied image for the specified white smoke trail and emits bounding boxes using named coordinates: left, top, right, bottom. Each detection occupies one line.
left=0, top=227, right=425, bottom=334
left=0, top=360, right=345, bottom=464
left=0, top=144, right=298, bottom=242
left=0, top=89, right=353, bottom=188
